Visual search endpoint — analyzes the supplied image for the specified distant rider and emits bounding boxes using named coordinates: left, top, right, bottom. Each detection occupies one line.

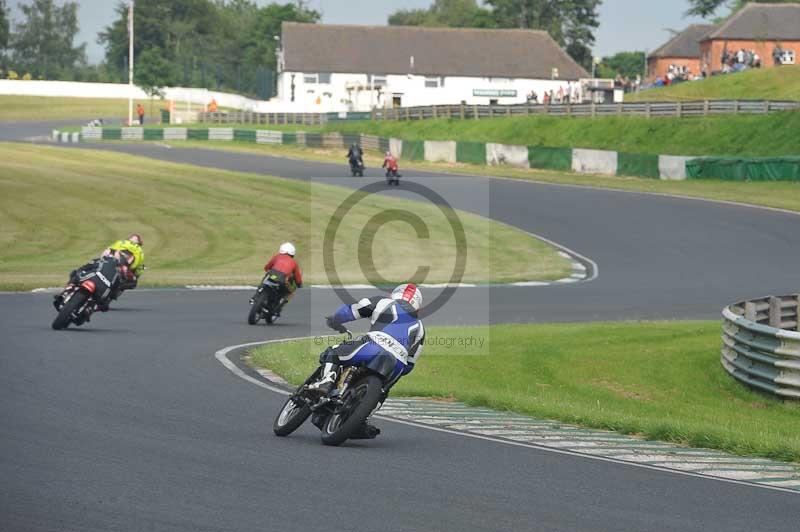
left=382, top=150, right=399, bottom=175
left=253, top=242, right=303, bottom=311
left=308, top=283, right=425, bottom=439
left=347, top=142, right=364, bottom=169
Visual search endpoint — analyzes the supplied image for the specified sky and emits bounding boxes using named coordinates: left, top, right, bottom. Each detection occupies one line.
left=7, top=0, right=715, bottom=64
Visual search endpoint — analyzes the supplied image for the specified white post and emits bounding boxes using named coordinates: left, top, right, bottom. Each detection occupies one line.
left=128, top=1, right=134, bottom=126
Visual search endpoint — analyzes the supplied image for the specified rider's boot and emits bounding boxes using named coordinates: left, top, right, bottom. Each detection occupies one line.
left=306, top=362, right=338, bottom=397
left=350, top=421, right=381, bottom=439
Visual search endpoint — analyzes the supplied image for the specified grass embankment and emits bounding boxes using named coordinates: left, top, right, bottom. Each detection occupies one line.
left=251, top=322, right=800, bottom=462
left=0, top=143, right=569, bottom=290
left=318, top=113, right=800, bottom=157
left=0, top=95, right=157, bottom=121
left=627, top=65, right=800, bottom=102
left=165, top=140, right=800, bottom=214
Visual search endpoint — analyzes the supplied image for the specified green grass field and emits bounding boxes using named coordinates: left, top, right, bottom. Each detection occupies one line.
left=0, top=143, right=569, bottom=290
left=0, top=95, right=158, bottom=121
left=250, top=322, right=800, bottom=462
left=162, top=141, right=800, bottom=214
left=627, top=65, right=800, bottom=102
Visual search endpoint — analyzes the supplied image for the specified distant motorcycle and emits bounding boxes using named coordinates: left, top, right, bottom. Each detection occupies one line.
left=51, top=257, right=121, bottom=330
left=349, top=157, right=365, bottom=177
left=248, top=271, right=286, bottom=325
left=273, top=329, right=388, bottom=446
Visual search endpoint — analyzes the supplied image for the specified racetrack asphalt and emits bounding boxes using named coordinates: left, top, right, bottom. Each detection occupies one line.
left=1, top=137, right=799, bottom=531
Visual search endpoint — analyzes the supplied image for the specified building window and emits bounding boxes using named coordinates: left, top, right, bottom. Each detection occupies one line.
left=424, top=76, right=440, bottom=88
left=370, top=74, right=387, bottom=87
left=780, top=50, right=796, bottom=65
left=303, top=73, right=318, bottom=84
left=318, top=72, right=332, bottom=84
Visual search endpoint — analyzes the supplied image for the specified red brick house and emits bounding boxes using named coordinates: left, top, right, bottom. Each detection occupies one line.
left=647, top=24, right=716, bottom=81
left=700, top=3, right=800, bottom=74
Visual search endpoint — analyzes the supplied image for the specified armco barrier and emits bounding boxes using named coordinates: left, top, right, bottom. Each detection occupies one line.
left=486, top=143, right=529, bottom=168
left=529, top=146, right=572, bottom=171
left=686, top=157, right=800, bottom=181
left=721, top=295, right=800, bottom=399
left=56, top=126, right=799, bottom=181
left=456, top=141, right=486, bottom=165
left=424, top=141, right=457, bottom=163
left=572, top=148, right=618, bottom=175
left=659, top=155, right=692, bottom=180
left=617, top=152, right=660, bottom=179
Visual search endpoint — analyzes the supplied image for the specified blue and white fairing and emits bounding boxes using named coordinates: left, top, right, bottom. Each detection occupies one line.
left=329, top=296, right=425, bottom=381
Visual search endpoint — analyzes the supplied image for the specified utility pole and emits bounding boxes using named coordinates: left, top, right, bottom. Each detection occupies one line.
left=128, top=1, right=134, bottom=125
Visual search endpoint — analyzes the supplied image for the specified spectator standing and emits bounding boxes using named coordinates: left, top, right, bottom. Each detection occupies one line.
left=136, top=103, right=145, bottom=125
left=207, top=98, right=218, bottom=113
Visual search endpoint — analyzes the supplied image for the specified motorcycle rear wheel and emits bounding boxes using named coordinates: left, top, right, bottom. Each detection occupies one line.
left=321, top=374, right=383, bottom=446
left=52, top=291, right=88, bottom=330
left=248, top=292, right=265, bottom=325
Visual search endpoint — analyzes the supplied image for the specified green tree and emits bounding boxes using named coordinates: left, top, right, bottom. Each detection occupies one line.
left=388, top=0, right=495, bottom=28
left=486, top=0, right=601, bottom=69
left=136, top=47, right=174, bottom=118
left=0, top=0, right=9, bottom=53
left=686, top=0, right=798, bottom=18
left=10, top=0, right=86, bottom=78
left=597, top=51, right=646, bottom=79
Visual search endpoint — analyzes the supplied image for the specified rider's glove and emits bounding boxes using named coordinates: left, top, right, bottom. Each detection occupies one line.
left=326, top=315, right=346, bottom=333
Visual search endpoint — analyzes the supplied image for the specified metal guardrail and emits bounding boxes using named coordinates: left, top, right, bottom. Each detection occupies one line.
left=197, top=100, right=799, bottom=125
left=721, top=294, right=800, bottom=399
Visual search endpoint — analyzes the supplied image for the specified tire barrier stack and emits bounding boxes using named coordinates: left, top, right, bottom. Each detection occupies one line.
left=53, top=126, right=800, bottom=181
left=721, top=295, right=800, bottom=399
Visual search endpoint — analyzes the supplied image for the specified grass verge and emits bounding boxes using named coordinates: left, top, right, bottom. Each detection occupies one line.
left=250, top=322, right=800, bottom=463
left=0, top=143, right=569, bottom=290
left=165, top=140, right=800, bottom=214
left=0, top=95, right=158, bottom=121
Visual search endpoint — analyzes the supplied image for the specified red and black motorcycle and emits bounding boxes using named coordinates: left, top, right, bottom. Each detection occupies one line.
left=51, top=256, right=124, bottom=330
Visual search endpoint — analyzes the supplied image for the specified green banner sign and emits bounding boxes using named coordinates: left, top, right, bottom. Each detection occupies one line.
left=473, top=89, right=517, bottom=97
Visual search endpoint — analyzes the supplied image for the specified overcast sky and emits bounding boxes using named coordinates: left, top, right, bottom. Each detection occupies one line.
left=8, top=0, right=712, bottom=64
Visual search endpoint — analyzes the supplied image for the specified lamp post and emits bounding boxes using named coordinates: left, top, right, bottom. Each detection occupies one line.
left=128, top=1, right=134, bottom=125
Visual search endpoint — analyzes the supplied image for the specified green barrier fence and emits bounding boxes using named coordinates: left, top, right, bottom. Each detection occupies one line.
left=403, top=140, right=425, bottom=161
left=456, top=142, right=487, bottom=165
left=187, top=129, right=209, bottom=140
left=101, top=128, right=121, bottom=140
left=528, top=146, right=572, bottom=171
left=282, top=132, right=297, bottom=145
left=143, top=128, right=164, bottom=141
left=234, top=129, right=256, bottom=142
left=305, top=133, right=324, bottom=148
left=687, top=157, right=800, bottom=181
left=617, top=152, right=660, bottom=179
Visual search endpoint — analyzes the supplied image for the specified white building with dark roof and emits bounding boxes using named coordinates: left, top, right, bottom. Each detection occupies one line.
left=276, top=22, right=590, bottom=112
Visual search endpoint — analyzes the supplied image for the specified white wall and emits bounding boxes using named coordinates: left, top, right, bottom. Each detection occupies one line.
left=278, top=71, right=585, bottom=112
left=0, top=80, right=265, bottom=111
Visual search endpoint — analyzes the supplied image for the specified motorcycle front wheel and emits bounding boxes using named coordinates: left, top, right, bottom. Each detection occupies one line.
left=273, top=396, right=312, bottom=436
left=52, top=291, right=88, bottom=330
left=321, top=374, right=383, bottom=446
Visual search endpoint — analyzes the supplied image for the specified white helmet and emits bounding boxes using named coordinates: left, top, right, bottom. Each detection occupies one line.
left=391, top=283, right=422, bottom=311
left=278, top=242, right=296, bottom=257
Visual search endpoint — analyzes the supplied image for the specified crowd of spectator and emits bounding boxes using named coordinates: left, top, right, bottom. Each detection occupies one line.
left=720, top=47, right=762, bottom=74
left=525, top=81, right=585, bottom=105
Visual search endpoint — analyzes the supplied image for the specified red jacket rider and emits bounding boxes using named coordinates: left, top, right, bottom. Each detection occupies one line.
left=382, top=151, right=398, bottom=172
left=264, top=242, right=303, bottom=292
